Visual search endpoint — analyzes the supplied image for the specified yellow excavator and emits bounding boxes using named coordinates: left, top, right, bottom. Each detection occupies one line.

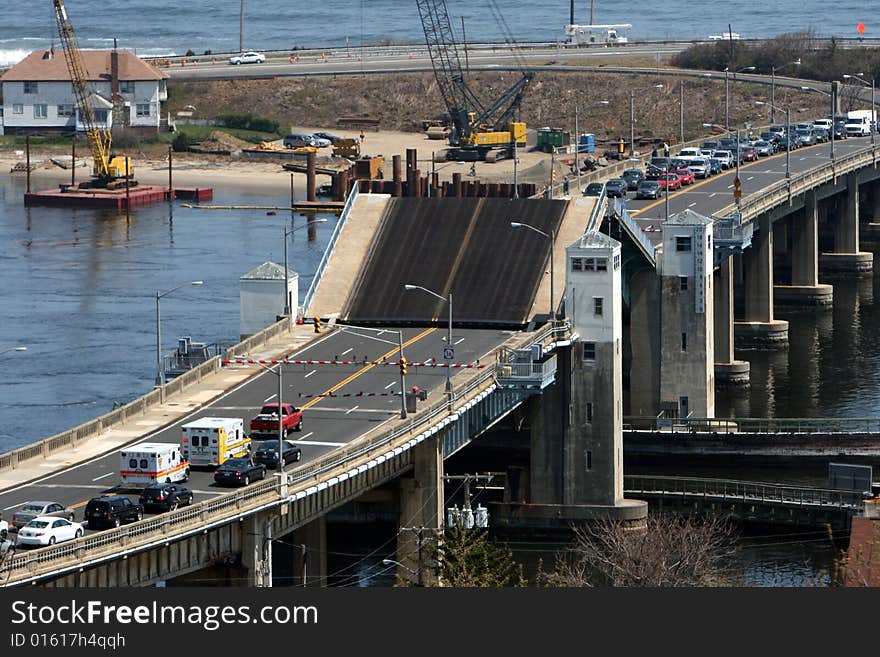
left=52, top=0, right=134, bottom=188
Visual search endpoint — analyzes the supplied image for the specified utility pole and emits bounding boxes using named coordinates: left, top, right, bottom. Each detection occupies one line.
left=590, top=0, right=595, bottom=24
left=630, top=89, right=635, bottom=158
left=679, top=80, right=685, bottom=144
left=460, top=16, right=469, bottom=74
left=513, top=137, right=519, bottom=198
left=574, top=103, right=581, bottom=195
left=239, top=0, right=244, bottom=52
left=771, top=65, right=776, bottom=125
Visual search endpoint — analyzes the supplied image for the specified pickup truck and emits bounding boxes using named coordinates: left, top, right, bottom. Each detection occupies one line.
left=249, top=403, right=303, bottom=439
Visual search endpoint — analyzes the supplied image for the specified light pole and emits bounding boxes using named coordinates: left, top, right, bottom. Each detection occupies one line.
left=403, top=284, right=453, bottom=410
left=754, top=102, right=792, bottom=180
left=0, top=346, right=27, bottom=356
left=725, top=66, right=755, bottom=131
left=156, top=281, right=203, bottom=403
left=704, top=122, right=747, bottom=207
left=510, top=222, right=556, bottom=321
left=801, top=85, right=836, bottom=160
left=335, top=324, right=408, bottom=419
left=251, top=360, right=287, bottom=475
left=843, top=73, right=876, bottom=146
left=382, top=558, right=421, bottom=585
left=770, top=60, right=801, bottom=124
left=629, top=84, right=664, bottom=158
left=283, top=218, right=328, bottom=328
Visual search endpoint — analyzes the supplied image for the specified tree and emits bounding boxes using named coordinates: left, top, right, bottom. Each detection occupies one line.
left=546, top=513, right=737, bottom=587
left=432, top=525, right=525, bottom=587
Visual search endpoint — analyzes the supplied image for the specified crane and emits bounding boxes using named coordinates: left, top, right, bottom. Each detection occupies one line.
left=416, top=0, right=531, bottom=162
left=52, top=0, right=134, bottom=188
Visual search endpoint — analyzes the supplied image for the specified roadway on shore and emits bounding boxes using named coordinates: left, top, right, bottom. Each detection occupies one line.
left=0, top=325, right=513, bottom=540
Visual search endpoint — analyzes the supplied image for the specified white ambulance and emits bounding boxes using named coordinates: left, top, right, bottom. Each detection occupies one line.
left=181, top=417, right=250, bottom=468
left=120, top=443, right=190, bottom=488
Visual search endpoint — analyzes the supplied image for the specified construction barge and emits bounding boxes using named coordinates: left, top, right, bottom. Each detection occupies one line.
left=24, top=185, right=213, bottom=209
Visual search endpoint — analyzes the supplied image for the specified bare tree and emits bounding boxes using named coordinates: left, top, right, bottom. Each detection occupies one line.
left=546, top=513, right=737, bottom=587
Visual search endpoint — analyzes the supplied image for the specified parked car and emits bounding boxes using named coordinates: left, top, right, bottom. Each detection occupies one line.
left=813, top=127, right=829, bottom=142
left=84, top=495, right=143, bottom=529
left=16, top=516, right=83, bottom=548
left=718, top=137, right=738, bottom=150
left=687, top=158, right=710, bottom=179
left=138, top=483, right=194, bottom=513
left=768, top=125, right=786, bottom=136
left=699, top=148, right=715, bottom=159
left=583, top=182, right=605, bottom=196
left=283, top=133, right=315, bottom=149
left=677, top=147, right=702, bottom=160
left=713, top=150, right=734, bottom=169
left=780, top=135, right=800, bottom=150
left=228, top=51, right=265, bottom=65
left=313, top=131, right=342, bottom=143
left=213, top=457, right=267, bottom=487
left=707, top=158, right=723, bottom=175
left=832, top=123, right=847, bottom=140
left=635, top=180, right=662, bottom=199
left=796, top=129, right=816, bottom=146
left=741, top=146, right=758, bottom=162
left=702, top=140, right=721, bottom=151
left=753, top=141, right=774, bottom=157
left=649, top=156, right=672, bottom=171
left=621, top=168, right=645, bottom=190
left=675, top=168, right=695, bottom=185
left=604, top=179, right=628, bottom=197
left=11, top=501, right=75, bottom=530
left=658, top=173, right=681, bottom=191
left=253, top=440, right=303, bottom=469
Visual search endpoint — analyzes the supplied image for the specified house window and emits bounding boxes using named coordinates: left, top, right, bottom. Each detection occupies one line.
left=676, top=236, right=692, bottom=252
left=586, top=450, right=593, bottom=470
left=582, top=342, right=596, bottom=361
left=681, top=332, right=688, bottom=352
left=95, top=109, right=109, bottom=125
left=33, top=104, right=47, bottom=119
left=679, top=276, right=689, bottom=291
left=613, top=254, right=621, bottom=270
left=571, top=257, right=584, bottom=272
left=136, top=102, right=151, bottom=117
left=57, top=104, right=74, bottom=118
left=23, top=81, right=38, bottom=94
left=12, top=104, right=23, bottom=115
left=120, top=80, right=135, bottom=94
left=593, top=297, right=603, bottom=316
left=595, top=257, right=608, bottom=271
left=586, top=403, right=593, bottom=423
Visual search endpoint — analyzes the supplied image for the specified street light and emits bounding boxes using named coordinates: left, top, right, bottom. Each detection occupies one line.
left=771, top=60, right=801, bottom=124
left=704, top=121, right=745, bottom=207
left=754, top=102, right=791, bottom=180
left=510, top=222, right=556, bottom=322
left=800, top=85, right=835, bottom=160
left=403, top=284, right=453, bottom=411
left=156, top=281, right=203, bottom=403
left=0, top=346, right=27, bottom=356
left=630, top=84, right=664, bottom=158
left=843, top=73, right=875, bottom=145
left=284, top=218, right=328, bottom=328
left=725, top=66, right=755, bottom=131
left=251, top=360, right=287, bottom=475
left=382, top=558, right=421, bottom=585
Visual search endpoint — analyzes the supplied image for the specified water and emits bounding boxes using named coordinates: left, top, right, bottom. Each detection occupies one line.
left=2, top=1, right=875, bottom=66
left=0, top=175, right=335, bottom=449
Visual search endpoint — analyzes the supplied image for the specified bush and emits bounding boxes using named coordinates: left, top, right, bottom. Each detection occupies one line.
left=218, top=113, right=280, bottom=134
left=185, top=49, right=195, bottom=57
left=172, top=131, right=192, bottom=152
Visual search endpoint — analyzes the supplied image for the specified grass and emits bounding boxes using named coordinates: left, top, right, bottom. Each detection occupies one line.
left=161, top=125, right=282, bottom=144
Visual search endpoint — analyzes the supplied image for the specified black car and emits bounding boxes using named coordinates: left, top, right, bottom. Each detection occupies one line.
left=701, top=140, right=720, bottom=151
left=313, top=131, right=341, bottom=143
left=253, top=440, right=303, bottom=469
left=621, top=168, right=645, bottom=190
left=635, top=180, right=662, bottom=199
left=138, top=483, right=194, bottom=513
left=718, top=137, right=738, bottom=150
left=832, top=123, right=847, bottom=140
left=84, top=495, right=143, bottom=529
left=604, top=178, right=628, bottom=197
left=213, top=458, right=267, bottom=487
left=707, top=158, right=723, bottom=175
left=582, top=182, right=604, bottom=196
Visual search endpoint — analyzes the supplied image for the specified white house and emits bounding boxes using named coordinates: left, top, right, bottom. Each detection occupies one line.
left=0, top=49, right=169, bottom=134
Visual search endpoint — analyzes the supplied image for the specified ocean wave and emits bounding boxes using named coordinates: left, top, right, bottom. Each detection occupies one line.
left=0, top=49, right=32, bottom=67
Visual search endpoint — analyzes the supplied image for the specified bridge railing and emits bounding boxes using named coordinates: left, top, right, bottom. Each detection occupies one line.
left=624, top=475, right=866, bottom=510
left=624, top=415, right=880, bottom=435
left=611, top=198, right=655, bottom=263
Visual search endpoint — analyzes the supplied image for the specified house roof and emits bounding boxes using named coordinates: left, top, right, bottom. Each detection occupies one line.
left=0, top=49, right=168, bottom=83
left=240, top=262, right=297, bottom=281
left=567, top=230, right=621, bottom=251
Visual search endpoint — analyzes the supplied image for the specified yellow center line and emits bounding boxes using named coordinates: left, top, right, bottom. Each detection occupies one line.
left=300, top=327, right=437, bottom=410
left=630, top=142, right=827, bottom=217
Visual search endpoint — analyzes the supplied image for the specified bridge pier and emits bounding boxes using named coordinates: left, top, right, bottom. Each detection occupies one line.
left=735, top=215, right=789, bottom=346
left=713, top=257, right=749, bottom=387
left=861, top=184, right=880, bottom=243
left=820, top=173, right=874, bottom=274
left=288, top=516, right=327, bottom=587
left=241, top=510, right=274, bottom=587
left=775, top=190, right=834, bottom=306
left=625, top=267, right=661, bottom=414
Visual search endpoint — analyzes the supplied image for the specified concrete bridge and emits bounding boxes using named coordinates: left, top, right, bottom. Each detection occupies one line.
left=1, top=130, right=878, bottom=587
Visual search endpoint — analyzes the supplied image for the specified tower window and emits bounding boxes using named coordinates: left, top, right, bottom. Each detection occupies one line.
left=679, top=276, right=689, bottom=291
left=676, top=236, right=692, bottom=252
left=594, top=297, right=603, bottom=316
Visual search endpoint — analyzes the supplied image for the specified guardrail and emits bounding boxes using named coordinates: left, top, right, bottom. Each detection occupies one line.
left=0, top=321, right=568, bottom=583
left=611, top=198, right=655, bottom=263
left=713, top=141, right=880, bottom=221
left=624, top=416, right=880, bottom=434
left=624, top=475, right=866, bottom=510
left=300, top=184, right=359, bottom=316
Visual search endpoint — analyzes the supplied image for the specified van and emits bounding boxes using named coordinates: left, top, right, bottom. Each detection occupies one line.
left=84, top=496, right=143, bottom=529
left=283, top=133, right=315, bottom=148
left=676, top=147, right=702, bottom=161
left=181, top=417, right=250, bottom=468
left=120, top=443, right=189, bottom=488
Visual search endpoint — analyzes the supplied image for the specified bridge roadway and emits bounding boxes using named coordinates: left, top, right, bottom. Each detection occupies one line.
left=623, top=134, right=876, bottom=231
left=0, top=326, right=512, bottom=540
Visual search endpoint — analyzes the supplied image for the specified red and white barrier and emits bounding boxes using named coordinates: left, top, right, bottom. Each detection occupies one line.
left=222, top=358, right=486, bottom=368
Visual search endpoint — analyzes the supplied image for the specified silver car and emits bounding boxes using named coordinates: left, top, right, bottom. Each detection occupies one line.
left=11, top=501, right=75, bottom=530
left=753, top=141, right=774, bottom=157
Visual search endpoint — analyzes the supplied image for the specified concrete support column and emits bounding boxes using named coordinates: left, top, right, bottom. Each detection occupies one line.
left=290, top=516, right=327, bottom=587
left=396, top=435, right=443, bottom=586
left=821, top=174, right=874, bottom=274
left=735, top=216, right=788, bottom=346
left=240, top=511, right=273, bottom=587
left=713, top=257, right=749, bottom=387
left=776, top=191, right=833, bottom=306
left=863, top=184, right=880, bottom=243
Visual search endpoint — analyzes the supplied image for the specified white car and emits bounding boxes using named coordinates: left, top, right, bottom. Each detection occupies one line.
left=16, top=516, right=83, bottom=548
left=713, top=150, right=734, bottom=169
left=228, top=51, right=265, bottom=65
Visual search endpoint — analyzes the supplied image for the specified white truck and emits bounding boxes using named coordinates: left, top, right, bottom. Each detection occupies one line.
left=181, top=417, right=250, bottom=468
left=845, top=110, right=876, bottom=137
left=565, top=23, right=631, bottom=46
left=120, top=443, right=190, bottom=488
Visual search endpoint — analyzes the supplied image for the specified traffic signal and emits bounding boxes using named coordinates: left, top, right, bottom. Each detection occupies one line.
left=399, top=357, right=408, bottom=376
left=314, top=316, right=322, bottom=333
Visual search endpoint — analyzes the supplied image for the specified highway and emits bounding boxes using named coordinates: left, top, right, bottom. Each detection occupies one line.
left=0, top=325, right=513, bottom=540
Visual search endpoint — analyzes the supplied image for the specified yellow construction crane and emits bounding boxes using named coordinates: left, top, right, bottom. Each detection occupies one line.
left=52, top=0, right=134, bottom=188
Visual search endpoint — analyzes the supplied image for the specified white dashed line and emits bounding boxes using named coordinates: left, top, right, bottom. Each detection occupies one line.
left=746, top=176, right=754, bottom=181
left=454, top=337, right=465, bottom=345
left=341, top=347, right=353, bottom=356
left=345, top=405, right=359, bottom=415
left=304, top=369, right=316, bottom=378
left=709, top=193, right=717, bottom=198
left=91, top=472, right=115, bottom=482
left=293, top=440, right=347, bottom=448
left=688, top=202, right=696, bottom=207
left=385, top=381, right=396, bottom=389
left=727, top=184, right=734, bottom=189
left=300, top=432, right=314, bottom=440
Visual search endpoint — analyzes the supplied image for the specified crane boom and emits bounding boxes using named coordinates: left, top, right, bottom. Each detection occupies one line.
left=52, top=0, right=130, bottom=184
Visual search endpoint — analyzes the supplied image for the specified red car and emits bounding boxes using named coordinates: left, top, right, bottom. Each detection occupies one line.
left=675, top=168, right=696, bottom=185
left=741, top=147, right=758, bottom=162
left=658, top=173, right=681, bottom=191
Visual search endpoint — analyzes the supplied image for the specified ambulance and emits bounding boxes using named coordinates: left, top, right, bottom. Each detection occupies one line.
left=120, top=443, right=190, bottom=488
left=181, top=417, right=250, bottom=468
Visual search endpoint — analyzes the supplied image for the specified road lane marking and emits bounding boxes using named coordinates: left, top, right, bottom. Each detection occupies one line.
left=34, top=484, right=108, bottom=490
left=3, top=502, right=24, bottom=511
left=709, top=193, right=717, bottom=197
left=454, top=337, right=465, bottom=345
left=300, top=432, right=314, bottom=440
left=727, top=184, right=734, bottom=189
left=385, top=382, right=396, bottom=389
left=264, top=394, right=276, bottom=403
left=345, top=405, right=359, bottom=415
left=341, top=347, right=353, bottom=356
left=747, top=176, right=754, bottom=181
left=91, top=472, right=115, bottom=482
left=304, top=369, right=317, bottom=378
left=300, top=327, right=436, bottom=411
left=293, top=440, right=347, bottom=448
left=688, top=202, right=696, bottom=207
